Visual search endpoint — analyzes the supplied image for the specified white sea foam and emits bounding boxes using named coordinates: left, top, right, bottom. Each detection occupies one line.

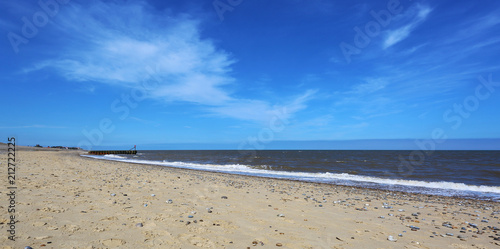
left=102, top=154, right=127, bottom=159
left=82, top=155, right=500, bottom=199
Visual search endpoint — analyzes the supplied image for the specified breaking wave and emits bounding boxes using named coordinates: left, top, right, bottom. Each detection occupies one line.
left=82, top=155, right=500, bottom=201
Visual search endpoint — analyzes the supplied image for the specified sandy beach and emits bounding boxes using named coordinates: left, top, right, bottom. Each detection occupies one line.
left=1, top=148, right=499, bottom=248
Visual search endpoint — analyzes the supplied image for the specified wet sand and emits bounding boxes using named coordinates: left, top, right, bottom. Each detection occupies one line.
left=0, top=149, right=499, bottom=248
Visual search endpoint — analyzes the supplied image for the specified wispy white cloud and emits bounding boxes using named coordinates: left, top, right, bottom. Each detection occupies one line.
left=472, top=38, right=500, bottom=49
left=24, top=1, right=314, bottom=123
left=334, top=58, right=492, bottom=122
left=383, top=4, right=432, bottom=49
left=443, top=11, right=500, bottom=46
left=399, top=43, right=428, bottom=56
left=208, top=89, right=317, bottom=122
left=333, top=75, right=419, bottom=120
left=349, top=78, right=389, bottom=94
left=332, top=78, right=392, bottom=116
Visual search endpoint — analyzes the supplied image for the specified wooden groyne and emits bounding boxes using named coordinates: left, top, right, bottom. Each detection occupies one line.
left=88, top=150, right=137, bottom=155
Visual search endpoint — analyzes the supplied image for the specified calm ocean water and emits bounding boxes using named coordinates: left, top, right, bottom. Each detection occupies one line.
left=84, top=150, right=500, bottom=201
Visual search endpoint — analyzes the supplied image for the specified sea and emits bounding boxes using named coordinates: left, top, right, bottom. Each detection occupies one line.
left=83, top=150, right=500, bottom=202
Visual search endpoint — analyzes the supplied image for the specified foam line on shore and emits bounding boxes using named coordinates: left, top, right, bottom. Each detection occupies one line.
left=82, top=155, right=500, bottom=200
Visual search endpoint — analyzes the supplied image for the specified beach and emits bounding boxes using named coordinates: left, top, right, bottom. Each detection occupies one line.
left=1, top=148, right=499, bottom=248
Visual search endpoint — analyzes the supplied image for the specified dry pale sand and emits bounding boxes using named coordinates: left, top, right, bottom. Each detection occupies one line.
left=0, top=148, right=499, bottom=249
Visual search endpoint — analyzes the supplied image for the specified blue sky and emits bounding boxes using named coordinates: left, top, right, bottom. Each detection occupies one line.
left=1, top=0, right=500, bottom=150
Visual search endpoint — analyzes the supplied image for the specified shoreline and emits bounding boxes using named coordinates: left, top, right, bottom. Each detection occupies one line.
left=1, top=150, right=499, bottom=248
left=82, top=153, right=500, bottom=203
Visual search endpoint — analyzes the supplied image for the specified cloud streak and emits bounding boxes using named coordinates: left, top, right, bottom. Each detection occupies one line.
left=383, top=4, right=432, bottom=49
left=25, top=1, right=314, bottom=123
left=207, top=89, right=317, bottom=123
